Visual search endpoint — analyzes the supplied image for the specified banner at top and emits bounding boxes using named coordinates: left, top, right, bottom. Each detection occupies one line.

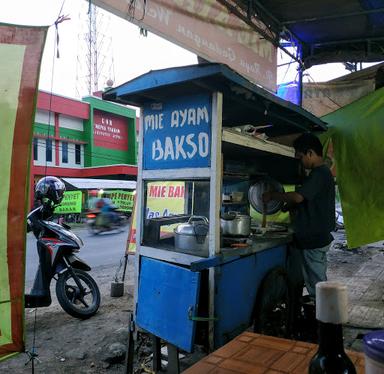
left=93, top=0, right=277, bottom=91
left=143, top=93, right=211, bottom=170
left=0, top=23, right=47, bottom=362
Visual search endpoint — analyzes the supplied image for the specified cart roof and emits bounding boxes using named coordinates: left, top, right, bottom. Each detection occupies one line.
left=103, top=63, right=327, bottom=137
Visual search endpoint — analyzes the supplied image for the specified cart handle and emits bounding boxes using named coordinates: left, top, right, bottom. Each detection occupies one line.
left=188, top=306, right=218, bottom=321
left=188, top=215, right=209, bottom=224
left=190, top=316, right=219, bottom=322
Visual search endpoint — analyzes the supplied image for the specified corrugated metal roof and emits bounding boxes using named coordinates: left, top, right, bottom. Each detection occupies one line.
left=231, top=0, right=384, bottom=68
left=103, top=63, right=327, bottom=137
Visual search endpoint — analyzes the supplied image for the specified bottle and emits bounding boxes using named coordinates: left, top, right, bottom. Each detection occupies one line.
left=309, top=281, right=356, bottom=374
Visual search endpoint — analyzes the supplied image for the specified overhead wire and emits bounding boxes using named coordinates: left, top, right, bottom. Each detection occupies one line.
left=25, top=1, right=70, bottom=372
left=277, top=37, right=344, bottom=111
left=302, top=72, right=343, bottom=110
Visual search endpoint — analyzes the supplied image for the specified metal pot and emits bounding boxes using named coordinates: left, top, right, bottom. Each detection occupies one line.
left=174, top=216, right=209, bottom=253
left=221, top=211, right=251, bottom=237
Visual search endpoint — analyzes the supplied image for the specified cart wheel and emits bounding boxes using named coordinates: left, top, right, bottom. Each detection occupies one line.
left=253, top=267, right=290, bottom=338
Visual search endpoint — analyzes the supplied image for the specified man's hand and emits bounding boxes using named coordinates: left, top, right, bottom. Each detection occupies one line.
left=281, top=203, right=290, bottom=213
left=262, top=192, right=273, bottom=203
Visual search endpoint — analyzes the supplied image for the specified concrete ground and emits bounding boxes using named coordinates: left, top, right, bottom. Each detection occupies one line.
left=327, top=230, right=384, bottom=351
left=2, top=227, right=382, bottom=373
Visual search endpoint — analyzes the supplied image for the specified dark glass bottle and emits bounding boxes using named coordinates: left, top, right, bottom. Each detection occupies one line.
left=309, top=321, right=356, bottom=373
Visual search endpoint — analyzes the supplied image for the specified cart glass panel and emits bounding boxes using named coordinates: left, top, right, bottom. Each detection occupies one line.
left=142, top=180, right=210, bottom=255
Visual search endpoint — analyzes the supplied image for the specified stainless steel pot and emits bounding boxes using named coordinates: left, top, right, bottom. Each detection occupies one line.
left=174, top=216, right=209, bottom=253
left=221, top=211, right=251, bottom=237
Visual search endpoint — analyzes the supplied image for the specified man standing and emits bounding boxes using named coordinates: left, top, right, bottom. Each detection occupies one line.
left=263, top=132, right=335, bottom=300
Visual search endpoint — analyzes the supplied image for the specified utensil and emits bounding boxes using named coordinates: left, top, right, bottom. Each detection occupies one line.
left=248, top=177, right=285, bottom=215
left=222, top=193, right=231, bottom=202
left=230, top=191, right=244, bottom=202
left=261, top=181, right=268, bottom=228
left=262, top=203, right=267, bottom=228
left=230, top=243, right=249, bottom=248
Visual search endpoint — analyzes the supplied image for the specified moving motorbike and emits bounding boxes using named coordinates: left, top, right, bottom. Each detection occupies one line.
left=86, top=205, right=127, bottom=235
left=25, top=177, right=100, bottom=319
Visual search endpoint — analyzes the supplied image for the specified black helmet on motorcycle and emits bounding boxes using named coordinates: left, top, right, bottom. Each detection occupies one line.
left=35, top=176, right=66, bottom=204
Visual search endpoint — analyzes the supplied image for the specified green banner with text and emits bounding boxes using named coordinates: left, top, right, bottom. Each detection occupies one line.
left=54, top=191, right=83, bottom=214
left=105, top=190, right=135, bottom=212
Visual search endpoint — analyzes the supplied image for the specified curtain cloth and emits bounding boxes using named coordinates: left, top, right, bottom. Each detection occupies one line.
left=322, top=87, right=384, bottom=248
left=0, top=23, right=47, bottom=361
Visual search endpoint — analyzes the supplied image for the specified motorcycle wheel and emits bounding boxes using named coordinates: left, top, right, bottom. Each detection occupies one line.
left=253, top=267, right=290, bottom=338
left=56, top=269, right=100, bottom=319
left=88, top=223, right=101, bottom=235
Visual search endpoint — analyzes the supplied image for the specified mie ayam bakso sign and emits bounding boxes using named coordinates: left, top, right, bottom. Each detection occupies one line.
left=143, top=94, right=212, bottom=170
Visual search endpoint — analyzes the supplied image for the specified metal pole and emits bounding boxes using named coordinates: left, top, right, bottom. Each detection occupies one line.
left=124, top=312, right=135, bottom=374
left=297, top=46, right=304, bottom=107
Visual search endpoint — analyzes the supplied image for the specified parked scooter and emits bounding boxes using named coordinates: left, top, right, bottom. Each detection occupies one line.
left=25, top=176, right=100, bottom=319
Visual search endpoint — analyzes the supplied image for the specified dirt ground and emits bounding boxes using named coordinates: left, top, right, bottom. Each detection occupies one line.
left=1, top=261, right=137, bottom=374
left=1, top=231, right=384, bottom=373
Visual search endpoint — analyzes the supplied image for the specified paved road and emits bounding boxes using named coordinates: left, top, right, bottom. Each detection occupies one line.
left=25, top=224, right=131, bottom=282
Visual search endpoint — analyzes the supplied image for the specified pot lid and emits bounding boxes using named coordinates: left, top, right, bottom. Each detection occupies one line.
left=248, top=178, right=285, bottom=215
left=221, top=211, right=250, bottom=220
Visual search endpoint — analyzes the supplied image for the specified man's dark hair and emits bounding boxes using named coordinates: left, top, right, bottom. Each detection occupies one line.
left=293, top=132, right=323, bottom=157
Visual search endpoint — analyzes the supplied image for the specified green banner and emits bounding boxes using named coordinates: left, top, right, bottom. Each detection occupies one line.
left=0, top=41, right=24, bottom=360
left=322, top=86, right=384, bottom=247
left=54, top=191, right=82, bottom=214
left=105, top=190, right=135, bottom=212
left=0, top=24, right=48, bottom=361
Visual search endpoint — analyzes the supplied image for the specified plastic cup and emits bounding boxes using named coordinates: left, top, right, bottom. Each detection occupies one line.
left=363, top=330, right=384, bottom=373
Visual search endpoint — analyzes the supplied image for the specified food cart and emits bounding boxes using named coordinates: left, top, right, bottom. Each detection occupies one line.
left=103, top=63, right=327, bottom=371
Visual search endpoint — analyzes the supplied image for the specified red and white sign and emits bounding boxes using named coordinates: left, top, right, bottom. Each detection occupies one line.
left=93, top=0, right=277, bottom=91
left=93, top=109, right=128, bottom=151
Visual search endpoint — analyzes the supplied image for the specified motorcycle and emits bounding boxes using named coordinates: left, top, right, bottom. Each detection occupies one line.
left=335, top=203, right=344, bottom=231
left=86, top=208, right=127, bottom=235
left=25, top=204, right=101, bottom=319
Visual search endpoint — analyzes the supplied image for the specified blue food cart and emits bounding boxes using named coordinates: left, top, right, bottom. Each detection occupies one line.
left=103, top=63, right=326, bottom=372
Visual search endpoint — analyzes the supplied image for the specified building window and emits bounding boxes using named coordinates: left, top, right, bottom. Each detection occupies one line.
left=62, top=142, right=68, bottom=164
left=46, top=139, right=52, bottom=162
left=75, top=144, right=81, bottom=165
left=33, top=138, right=38, bottom=161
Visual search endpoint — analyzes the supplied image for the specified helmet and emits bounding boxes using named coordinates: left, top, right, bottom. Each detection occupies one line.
left=35, top=176, right=66, bottom=204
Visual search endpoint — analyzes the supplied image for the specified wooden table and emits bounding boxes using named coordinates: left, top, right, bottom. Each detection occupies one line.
left=183, top=332, right=365, bottom=373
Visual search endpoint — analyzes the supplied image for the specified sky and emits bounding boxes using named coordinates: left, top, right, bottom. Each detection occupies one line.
left=1, top=0, right=198, bottom=98
left=0, top=0, right=375, bottom=99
